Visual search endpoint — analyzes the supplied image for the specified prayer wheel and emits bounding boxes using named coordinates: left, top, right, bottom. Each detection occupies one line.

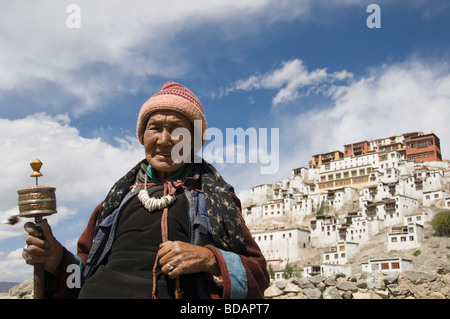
left=17, top=159, right=57, bottom=299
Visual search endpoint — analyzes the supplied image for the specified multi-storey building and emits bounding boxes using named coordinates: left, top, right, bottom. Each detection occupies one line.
left=251, top=227, right=310, bottom=262
left=387, top=223, right=424, bottom=251
left=405, top=133, right=442, bottom=162
left=242, top=131, right=447, bottom=270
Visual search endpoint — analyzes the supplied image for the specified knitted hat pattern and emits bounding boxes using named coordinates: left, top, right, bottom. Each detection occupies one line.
left=136, top=81, right=207, bottom=146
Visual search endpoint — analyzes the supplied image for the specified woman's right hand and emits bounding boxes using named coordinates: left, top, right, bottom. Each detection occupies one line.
left=22, top=218, right=63, bottom=276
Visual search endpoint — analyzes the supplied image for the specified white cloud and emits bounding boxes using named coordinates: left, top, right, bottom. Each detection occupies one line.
left=0, top=113, right=143, bottom=240
left=0, top=249, right=32, bottom=283
left=0, top=0, right=366, bottom=117
left=274, top=58, right=450, bottom=175
left=220, top=58, right=450, bottom=203
left=224, top=59, right=353, bottom=104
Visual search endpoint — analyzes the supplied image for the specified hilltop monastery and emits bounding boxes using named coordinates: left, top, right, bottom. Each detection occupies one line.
left=242, top=132, right=450, bottom=278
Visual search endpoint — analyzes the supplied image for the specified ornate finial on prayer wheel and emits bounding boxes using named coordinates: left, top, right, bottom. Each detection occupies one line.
left=30, top=158, right=43, bottom=185
left=17, top=159, right=57, bottom=299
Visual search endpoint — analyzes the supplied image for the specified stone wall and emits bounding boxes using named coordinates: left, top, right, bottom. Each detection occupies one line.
left=264, top=268, right=450, bottom=299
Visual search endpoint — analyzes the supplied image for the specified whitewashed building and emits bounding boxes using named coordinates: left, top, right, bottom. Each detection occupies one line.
left=303, top=264, right=352, bottom=278
left=322, top=242, right=359, bottom=265
left=387, top=223, right=424, bottom=251
left=361, top=257, right=413, bottom=273
left=309, top=215, right=340, bottom=248
left=252, top=227, right=310, bottom=262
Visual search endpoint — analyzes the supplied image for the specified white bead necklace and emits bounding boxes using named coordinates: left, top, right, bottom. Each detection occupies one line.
left=137, top=172, right=176, bottom=212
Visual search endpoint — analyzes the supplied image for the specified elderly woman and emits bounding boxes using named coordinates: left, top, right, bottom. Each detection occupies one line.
left=22, top=81, right=270, bottom=299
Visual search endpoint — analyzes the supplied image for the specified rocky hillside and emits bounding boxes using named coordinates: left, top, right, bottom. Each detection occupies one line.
left=265, top=268, right=450, bottom=299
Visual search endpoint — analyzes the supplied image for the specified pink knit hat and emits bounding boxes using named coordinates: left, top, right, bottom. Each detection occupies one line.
left=136, top=81, right=207, bottom=146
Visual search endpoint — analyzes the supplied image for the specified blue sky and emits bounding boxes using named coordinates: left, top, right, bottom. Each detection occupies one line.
left=1, top=0, right=450, bottom=282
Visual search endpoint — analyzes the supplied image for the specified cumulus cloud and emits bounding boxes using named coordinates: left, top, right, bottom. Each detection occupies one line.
left=0, top=0, right=322, bottom=117
left=0, top=112, right=145, bottom=281
left=223, top=59, right=353, bottom=104
left=274, top=58, right=450, bottom=175
left=224, top=58, right=450, bottom=203
left=0, top=113, right=143, bottom=237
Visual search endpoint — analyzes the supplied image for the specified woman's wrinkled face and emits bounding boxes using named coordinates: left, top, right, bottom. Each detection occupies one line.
left=143, top=111, right=192, bottom=180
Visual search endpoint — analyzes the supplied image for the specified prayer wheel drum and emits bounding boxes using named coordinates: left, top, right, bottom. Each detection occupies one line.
left=17, top=185, right=57, bottom=219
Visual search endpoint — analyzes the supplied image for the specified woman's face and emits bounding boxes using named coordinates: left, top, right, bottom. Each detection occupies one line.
left=143, top=111, right=192, bottom=180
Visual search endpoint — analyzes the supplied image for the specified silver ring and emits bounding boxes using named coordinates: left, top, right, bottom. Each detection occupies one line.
left=167, top=264, right=174, bottom=272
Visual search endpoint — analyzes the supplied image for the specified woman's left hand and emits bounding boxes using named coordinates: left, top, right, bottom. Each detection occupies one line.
left=157, top=241, right=220, bottom=279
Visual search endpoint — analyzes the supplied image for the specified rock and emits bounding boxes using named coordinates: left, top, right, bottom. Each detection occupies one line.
left=303, top=288, right=322, bottom=299
left=383, top=272, right=400, bottom=285
left=352, top=291, right=372, bottom=299
left=264, top=285, right=283, bottom=298
left=336, top=281, right=358, bottom=292
left=373, top=289, right=389, bottom=299
left=365, top=271, right=385, bottom=290
left=275, top=280, right=287, bottom=290
left=9, top=278, right=33, bottom=299
left=428, top=292, right=446, bottom=299
left=308, top=274, right=326, bottom=285
left=295, top=277, right=314, bottom=289
left=402, top=271, right=437, bottom=284
left=356, top=280, right=367, bottom=289
left=324, top=276, right=337, bottom=286
left=323, top=286, right=342, bottom=299
left=284, top=282, right=301, bottom=293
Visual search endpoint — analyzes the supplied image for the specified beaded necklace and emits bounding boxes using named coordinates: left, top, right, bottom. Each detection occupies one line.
left=137, top=172, right=176, bottom=212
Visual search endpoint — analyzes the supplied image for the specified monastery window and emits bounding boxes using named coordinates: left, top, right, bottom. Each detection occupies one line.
left=381, top=263, right=390, bottom=270
left=351, top=170, right=357, bottom=177
left=408, top=227, right=414, bottom=233
left=409, top=236, right=414, bottom=241
left=328, top=174, right=334, bottom=181
left=417, top=216, right=421, bottom=221
left=391, top=237, right=397, bottom=242
left=334, top=254, right=338, bottom=259
left=321, top=176, right=326, bottom=182
left=359, top=168, right=365, bottom=175
left=270, top=235, right=273, bottom=240
left=264, top=236, right=267, bottom=240
left=325, top=255, right=330, bottom=260
left=434, top=193, right=439, bottom=198
left=425, top=195, right=430, bottom=199
left=336, top=173, right=341, bottom=179
left=391, top=262, right=400, bottom=269
left=341, top=253, right=345, bottom=258
left=371, top=263, right=379, bottom=270
left=401, top=236, right=406, bottom=242
left=344, top=172, right=349, bottom=178
left=277, top=204, right=280, bottom=208
left=339, top=245, right=345, bottom=251
left=283, top=234, right=286, bottom=239
left=271, top=205, right=274, bottom=209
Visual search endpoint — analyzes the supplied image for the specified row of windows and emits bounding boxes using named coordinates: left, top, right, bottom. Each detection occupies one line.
left=371, top=262, right=400, bottom=270
left=407, top=151, right=437, bottom=160
left=320, top=167, right=372, bottom=182
left=325, top=253, right=346, bottom=260
left=390, top=236, right=415, bottom=242
left=253, top=232, right=293, bottom=241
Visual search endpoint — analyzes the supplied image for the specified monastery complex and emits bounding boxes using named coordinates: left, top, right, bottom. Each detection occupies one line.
left=242, top=132, right=450, bottom=279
